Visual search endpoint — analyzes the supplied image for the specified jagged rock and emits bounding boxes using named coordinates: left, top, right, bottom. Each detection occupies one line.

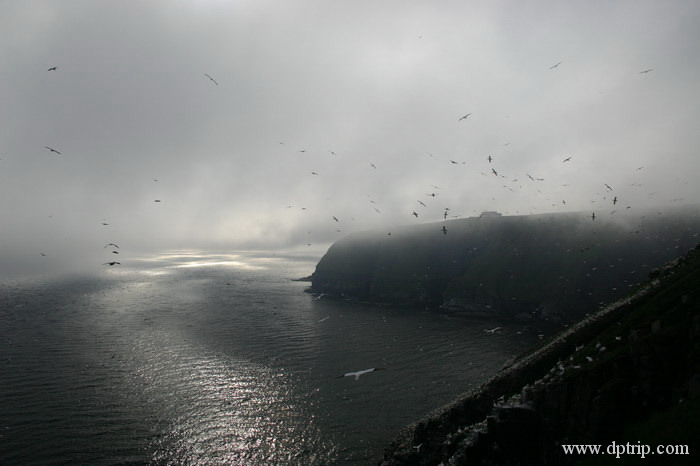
left=380, top=243, right=700, bottom=465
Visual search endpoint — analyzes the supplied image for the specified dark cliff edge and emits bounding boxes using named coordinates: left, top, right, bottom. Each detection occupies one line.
left=380, top=244, right=700, bottom=465
left=310, top=206, right=700, bottom=322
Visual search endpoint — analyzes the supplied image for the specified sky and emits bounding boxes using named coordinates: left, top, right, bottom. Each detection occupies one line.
left=1, top=0, right=699, bottom=276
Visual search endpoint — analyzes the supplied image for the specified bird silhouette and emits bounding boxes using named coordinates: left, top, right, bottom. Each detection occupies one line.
left=103, top=261, right=121, bottom=266
left=458, top=113, right=471, bottom=121
left=338, top=368, right=383, bottom=380
left=639, top=69, right=653, bottom=74
left=441, top=226, right=448, bottom=235
left=488, top=155, right=492, bottom=163
left=333, top=216, right=339, bottom=222
left=45, top=146, right=61, bottom=155
left=491, top=168, right=498, bottom=176
left=605, top=183, right=613, bottom=191
left=204, top=73, right=218, bottom=85
left=549, top=61, right=563, bottom=69
left=47, top=66, right=57, bottom=71
left=417, top=200, right=427, bottom=207
left=591, top=212, right=596, bottom=221
left=562, top=156, right=572, bottom=162
left=370, top=163, right=376, bottom=169
left=613, top=196, right=618, bottom=205
left=412, top=211, right=418, bottom=218
left=104, top=243, right=119, bottom=249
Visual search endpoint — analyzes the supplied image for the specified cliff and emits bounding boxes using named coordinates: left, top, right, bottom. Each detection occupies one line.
left=311, top=206, right=700, bottom=321
left=380, top=243, right=700, bottom=465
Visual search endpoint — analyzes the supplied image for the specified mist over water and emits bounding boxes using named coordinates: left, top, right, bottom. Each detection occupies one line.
left=0, top=251, right=539, bottom=464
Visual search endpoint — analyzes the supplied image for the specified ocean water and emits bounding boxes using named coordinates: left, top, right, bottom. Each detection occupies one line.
left=0, top=251, right=540, bottom=465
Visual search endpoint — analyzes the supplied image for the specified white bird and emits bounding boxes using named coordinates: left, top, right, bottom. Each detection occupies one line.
left=339, top=368, right=383, bottom=380
left=484, top=327, right=502, bottom=334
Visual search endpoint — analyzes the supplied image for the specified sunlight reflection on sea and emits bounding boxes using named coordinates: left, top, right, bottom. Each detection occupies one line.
left=0, top=250, right=540, bottom=464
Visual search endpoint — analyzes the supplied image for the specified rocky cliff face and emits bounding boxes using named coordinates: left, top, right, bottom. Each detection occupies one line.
left=380, top=244, right=700, bottom=465
left=311, top=207, right=700, bottom=321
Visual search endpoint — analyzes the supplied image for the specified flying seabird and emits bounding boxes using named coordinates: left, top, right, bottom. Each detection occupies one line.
left=443, top=210, right=448, bottom=219
left=639, top=68, right=653, bottom=74
left=370, top=163, right=376, bottom=169
left=484, top=327, right=501, bottom=334
left=40, top=253, right=47, bottom=256
left=103, top=261, right=121, bottom=266
left=458, top=113, right=471, bottom=121
left=333, top=216, right=339, bottom=222
left=613, top=196, right=618, bottom=205
left=412, top=211, right=418, bottom=218
left=591, top=212, right=596, bottom=221
left=154, top=200, right=161, bottom=202
left=45, top=146, right=61, bottom=155
left=562, top=156, right=572, bottom=162
left=604, top=183, right=613, bottom=191
left=491, top=168, right=498, bottom=176
left=204, top=73, right=219, bottom=85
left=104, top=243, right=119, bottom=249
left=47, top=66, right=57, bottom=71
left=441, top=226, right=448, bottom=235
left=338, top=368, right=383, bottom=380
left=311, top=172, right=318, bottom=175
left=417, top=200, right=427, bottom=207
left=549, top=61, right=563, bottom=69
left=527, top=174, right=535, bottom=181
left=488, top=155, right=492, bottom=163
left=450, top=160, right=458, bottom=164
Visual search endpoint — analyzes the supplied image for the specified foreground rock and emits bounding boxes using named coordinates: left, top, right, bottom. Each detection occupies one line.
left=380, top=244, right=700, bottom=465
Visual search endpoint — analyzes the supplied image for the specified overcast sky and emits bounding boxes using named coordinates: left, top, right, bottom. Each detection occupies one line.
left=2, top=0, right=699, bottom=276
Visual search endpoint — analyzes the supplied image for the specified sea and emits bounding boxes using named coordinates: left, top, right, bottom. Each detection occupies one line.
left=0, top=250, right=542, bottom=465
